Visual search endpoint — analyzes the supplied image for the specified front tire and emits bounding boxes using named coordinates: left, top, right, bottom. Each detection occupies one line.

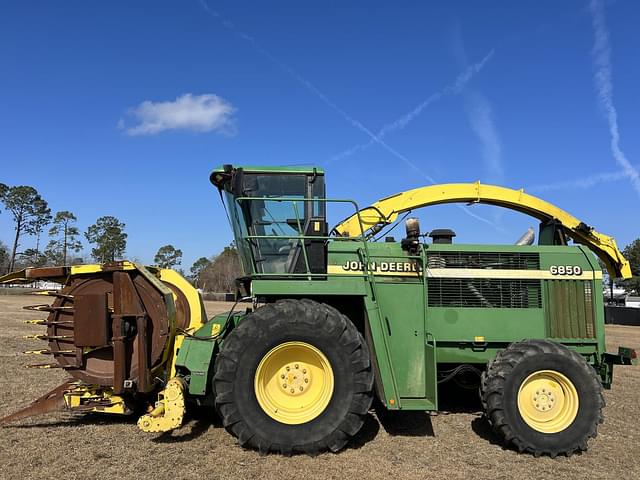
left=480, top=339, right=604, bottom=457
left=214, top=299, right=374, bottom=454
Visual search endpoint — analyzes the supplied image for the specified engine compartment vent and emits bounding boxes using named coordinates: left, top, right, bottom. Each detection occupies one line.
left=427, top=251, right=540, bottom=270
left=428, top=278, right=542, bottom=308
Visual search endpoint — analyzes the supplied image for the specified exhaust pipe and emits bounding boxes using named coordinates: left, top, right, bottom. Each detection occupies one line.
left=515, top=227, right=535, bottom=246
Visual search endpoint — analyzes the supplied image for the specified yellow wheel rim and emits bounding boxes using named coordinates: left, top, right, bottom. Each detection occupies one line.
left=517, top=370, right=579, bottom=433
left=254, top=341, right=334, bottom=425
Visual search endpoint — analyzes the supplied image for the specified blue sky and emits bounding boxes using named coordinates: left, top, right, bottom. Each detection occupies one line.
left=1, top=1, right=639, bottom=270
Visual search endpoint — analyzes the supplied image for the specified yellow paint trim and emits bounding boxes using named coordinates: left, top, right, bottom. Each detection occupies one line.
left=333, top=182, right=630, bottom=278
left=327, top=265, right=602, bottom=280
left=70, top=262, right=136, bottom=275
left=426, top=268, right=601, bottom=280
left=64, top=385, right=129, bottom=415
left=254, top=341, right=334, bottom=425
left=137, top=377, right=187, bottom=433
left=158, top=269, right=207, bottom=377
left=517, top=370, right=579, bottom=433
left=159, top=269, right=205, bottom=330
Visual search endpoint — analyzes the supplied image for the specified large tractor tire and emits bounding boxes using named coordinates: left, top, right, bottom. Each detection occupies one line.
left=480, top=339, right=604, bottom=457
left=213, top=299, right=374, bottom=454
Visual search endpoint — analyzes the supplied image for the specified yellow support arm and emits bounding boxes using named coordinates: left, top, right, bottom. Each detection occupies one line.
left=334, top=182, right=631, bottom=279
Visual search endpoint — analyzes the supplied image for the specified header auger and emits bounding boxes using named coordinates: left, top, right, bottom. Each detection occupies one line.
left=2, top=165, right=636, bottom=458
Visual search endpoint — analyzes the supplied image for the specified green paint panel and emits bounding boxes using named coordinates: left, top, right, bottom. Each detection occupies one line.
left=175, top=337, right=216, bottom=395
left=252, top=278, right=367, bottom=296
left=175, top=315, right=231, bottom=396
left=428, top=308, right=546, bottom=343
left=375, top=282, right=426, bottom=398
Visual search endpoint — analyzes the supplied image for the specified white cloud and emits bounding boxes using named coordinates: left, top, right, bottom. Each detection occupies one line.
left=589, top=0, right=640, bottom=195
left=120, top=93, right=236, bottom=136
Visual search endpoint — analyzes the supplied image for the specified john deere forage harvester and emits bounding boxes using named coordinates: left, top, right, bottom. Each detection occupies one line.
left=1, top=164, right=636, bottom=457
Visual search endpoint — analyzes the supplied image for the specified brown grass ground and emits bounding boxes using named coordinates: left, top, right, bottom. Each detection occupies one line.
left=0, top=295, right=638, bottom=480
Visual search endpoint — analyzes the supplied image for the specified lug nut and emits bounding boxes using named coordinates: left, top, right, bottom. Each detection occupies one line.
left=302, top=369, right=307, bottom=374
left=290, top=388, right=295, bottom=394
left=299, top=386, right=304, bottom=391
left=283, top=383, right=287, bottom=388
left=281, top=374, right=285, bottom=379
left=295, top=364, right=299, bottom=369
left=304, top=378, right=309, bottom=383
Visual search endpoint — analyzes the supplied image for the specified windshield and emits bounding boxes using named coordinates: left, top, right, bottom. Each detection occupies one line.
left=227, top=173, right=325, bottom=275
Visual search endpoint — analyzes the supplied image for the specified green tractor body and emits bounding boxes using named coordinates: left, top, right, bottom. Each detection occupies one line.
left=173, top=165, right=635, bottom=455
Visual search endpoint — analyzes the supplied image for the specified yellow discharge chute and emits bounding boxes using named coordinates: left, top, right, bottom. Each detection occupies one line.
left=334, top=182, right=631, bottom=279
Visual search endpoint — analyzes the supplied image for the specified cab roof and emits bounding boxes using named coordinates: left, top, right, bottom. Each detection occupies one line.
left=211, top=165, right=324, bottom=175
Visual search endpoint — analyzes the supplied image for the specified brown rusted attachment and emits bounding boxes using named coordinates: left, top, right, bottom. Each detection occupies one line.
left=0, top=381, right=74, bottom=425
left=73, top=294, right=109, bottom=347
left=25, top=266, right=70, bottom=278
left=0, top=267, right=68, bottom=285
left=112, top=271, right=150, bottom=394
left=43, top=271, right=171, bottom=389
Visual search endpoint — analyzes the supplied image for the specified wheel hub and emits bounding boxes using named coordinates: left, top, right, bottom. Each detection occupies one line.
left=254, top=341, right=334, bottom=425
left=532, top=388, right=556, bottom=412
left=280, top=363, right=311, bottom=396
left=517, top=370, right=579, bottom=433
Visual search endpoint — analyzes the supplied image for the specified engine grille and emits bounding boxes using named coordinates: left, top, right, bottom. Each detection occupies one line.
left=546, top=280, right=595, bottom=338
left=427, top=278, right=542, bottom=308
left=427, top=251, right=540, bottom=270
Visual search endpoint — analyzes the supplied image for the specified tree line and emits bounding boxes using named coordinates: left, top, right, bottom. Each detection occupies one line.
left=152, top=242, right=241, bottom=292
left=0, top=182, right=240, bottom=291
left=0, top=183, right=127, bottom=273
left=2, top=182, right=637, bottom=294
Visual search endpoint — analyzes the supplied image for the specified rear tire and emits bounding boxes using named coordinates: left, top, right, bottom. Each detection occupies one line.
left=214, top=299, right=374, bottom=454
left=480, top=339, right=604, bottom=457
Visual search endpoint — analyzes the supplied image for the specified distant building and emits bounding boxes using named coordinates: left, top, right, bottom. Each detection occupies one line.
left=627, top=296, right=640, bottom=308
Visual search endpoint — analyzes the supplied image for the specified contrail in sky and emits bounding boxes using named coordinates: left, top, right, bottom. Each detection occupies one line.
left=527, top=168, right=633, bottom=193
left=328, top=50, right=494, bottom=164
left=465, top=90, right=503, bottom=183
left=589, top=0, right=640, bottom=196
left=451, top=22, right=504, bottom=186
left=197, top=0, right=503, bottom=230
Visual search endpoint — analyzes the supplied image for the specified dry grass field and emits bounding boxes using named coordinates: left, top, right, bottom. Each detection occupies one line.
left=0, top=294, right=638, bottom=480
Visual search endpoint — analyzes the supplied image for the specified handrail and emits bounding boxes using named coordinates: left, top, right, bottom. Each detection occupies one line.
left=234, top=196, right=375, bottom=279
